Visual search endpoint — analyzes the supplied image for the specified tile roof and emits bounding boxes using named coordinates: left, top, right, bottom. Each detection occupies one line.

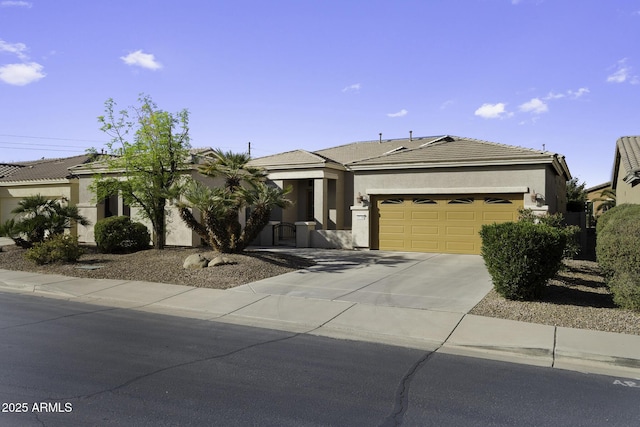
left=250, top=135, right=565, bottom=173
left=314, top=135, right=447, bottom=164
left=249, top=149, right=333, bottom=168
left=0, top=154, right=94, bottom=183
left=348, top=136, right=553, bottom=167
left=616, top=136, right=640, bottom=182
left=0, top=163, right=24, bottom=179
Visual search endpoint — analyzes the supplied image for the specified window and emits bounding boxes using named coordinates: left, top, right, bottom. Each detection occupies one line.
left=484, top=197, right=512, bottom=204
left=413, top=198, right=437, bottom=204
left=448, top=197, right=474, bottom=204
left=381, top=198, right=404, bottom=204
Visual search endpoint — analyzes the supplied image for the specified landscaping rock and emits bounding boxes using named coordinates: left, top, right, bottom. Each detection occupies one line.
left=208, top=256, right=234, bottom=267
left=183, top=253, right=209, bottom=269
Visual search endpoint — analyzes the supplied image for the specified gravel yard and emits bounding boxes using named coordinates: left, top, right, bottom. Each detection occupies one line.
left=1, top=244, right=638, bottom=335
left=0, top=245, right=314, bottom=290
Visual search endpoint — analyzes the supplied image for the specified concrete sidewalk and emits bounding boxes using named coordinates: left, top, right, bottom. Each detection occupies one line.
left=0, top=249, right=639, bottom=379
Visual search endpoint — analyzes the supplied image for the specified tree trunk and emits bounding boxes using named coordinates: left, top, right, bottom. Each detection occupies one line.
left=152, top=198, right=166, bottom=250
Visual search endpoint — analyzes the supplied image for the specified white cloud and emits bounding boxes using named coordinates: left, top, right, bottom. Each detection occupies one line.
left=0, top=62, right=45, bottom=85
left=120, top=50, right=163, bottom=70
left=544, top=91, right=565, bottom=100
left=568, top=87, right=589, bottom=98
left=544, top=87, right=589, bottom=101
left=440, top=99, right=455, bottom=110
left=519, top=98, right=548, bottom=114
left=342, top=83, right=360, bottom=93
left=474, top=103, right=511, bottom=119
left=387, top=109, right=408, bottom=118
left=607, top=58, right=636, bottom=83
left=0, top=39, right=28, bottom=60
left=0, top=1, right=32, bottom=7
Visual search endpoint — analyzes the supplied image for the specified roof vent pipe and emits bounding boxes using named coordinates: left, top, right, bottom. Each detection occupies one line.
left=409, top=130, right=413, bottom=141
left=379, top=133, right=382, bottom=143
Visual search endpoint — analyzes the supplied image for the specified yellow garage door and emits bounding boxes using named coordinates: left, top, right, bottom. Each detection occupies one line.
left=372, top=194, right=523, bottom=254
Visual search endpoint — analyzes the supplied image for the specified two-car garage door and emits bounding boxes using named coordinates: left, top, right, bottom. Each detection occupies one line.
left=372, top=194, right=523, bottom=254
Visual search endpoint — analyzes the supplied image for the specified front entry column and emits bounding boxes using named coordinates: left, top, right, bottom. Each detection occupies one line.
left=313, top=178, right=328, bottom=230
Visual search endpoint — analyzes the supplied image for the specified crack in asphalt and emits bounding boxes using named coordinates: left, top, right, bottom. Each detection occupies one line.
left=379, top=309, right=466, bottom=426
left=379, top=351, right=435, bottom=427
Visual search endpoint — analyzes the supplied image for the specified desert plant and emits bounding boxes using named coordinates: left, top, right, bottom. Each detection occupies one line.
left=24, top=234, right=84, bottom=265
left=480, top=221, right=566, bottom=300
left=608, top=271, right=640, bottom=312
left=1, top=195, right=90, bottom=247
left=94, top=216, right=150, bottom=253
left=517, top=208, right=580, bottom=259
left=177, top=150, right=292, bottom=253
left=595, top=204, right=640, bottom=311
left=94, top=95, right=191, bottom=249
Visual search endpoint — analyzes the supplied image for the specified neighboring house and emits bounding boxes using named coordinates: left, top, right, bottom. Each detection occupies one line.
left=69, top=148, right=223, bottom=246
left=611, top=136, right=640, bottom=205
left=250, top=135, right=571, bottom=254
left=0, top=155, right=94, bottom=237
left=586, top=181, right=612, bottom=216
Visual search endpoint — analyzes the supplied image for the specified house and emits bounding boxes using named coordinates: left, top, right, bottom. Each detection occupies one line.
left=69, top=148, right=223, bottom=246
left=586, top=181, right=612, bottom=217
left=3, top=135, right=571, bottom=255
left=0, top=154, right=94, bottom=237
left=251, top=135, right=571, bottom=255
left=611, top=136, right=640, bottom=205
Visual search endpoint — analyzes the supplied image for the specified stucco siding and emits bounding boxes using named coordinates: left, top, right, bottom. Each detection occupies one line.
left=353, top=165, right=546, bottom=208
left=615, top=163, right=640, bottom=204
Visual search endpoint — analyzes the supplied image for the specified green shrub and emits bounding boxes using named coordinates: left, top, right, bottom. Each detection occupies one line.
left=480, top=221, right=566, bottom=300
left=518, top=208, right=580, bottom=259
left=25, top=234, right=84, bottom=265
left=609, top=271, right=640, bottom=312
left=595, top=204, right=640, bottom=311
left=94, top=216, right=150, bottom=253
left=596, top=204, right=640, bottom=237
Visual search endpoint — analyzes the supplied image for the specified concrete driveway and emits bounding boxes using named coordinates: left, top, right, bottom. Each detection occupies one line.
left=233, top=249, right=492, bottom=313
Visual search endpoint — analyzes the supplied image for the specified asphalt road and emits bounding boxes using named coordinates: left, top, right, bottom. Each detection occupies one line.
left=0, top=291, right=638, bottom=426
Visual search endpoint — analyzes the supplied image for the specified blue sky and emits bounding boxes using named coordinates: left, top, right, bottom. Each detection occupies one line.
left=1, top=0, right=639, bottom=188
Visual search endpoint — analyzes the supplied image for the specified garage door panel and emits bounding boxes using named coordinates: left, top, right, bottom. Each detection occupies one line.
left=380, top=225, right=405, bottom=234
left=445, top=240, right=476, bottom=252
left=445, top=226, right=476, bottom=236
left=380, top=211, right=405, bottom=220
left=411, top=211, right=440, bottom=220
left=379, top=239, right=406, bottom=249
left=446, top=211, right=476, bottom=221
left=375, top=193, right=522, bottom=254
left=483, top=211, right=517, bottom=221
left=411, top=240, right=441, bottom=250
left=411, top=225, right=439, bottom=236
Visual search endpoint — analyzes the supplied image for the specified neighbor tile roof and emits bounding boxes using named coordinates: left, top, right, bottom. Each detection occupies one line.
left=0, top=164, right=24, bottom=179
left=616, top=136, right=640, bottom=181
left=0, top=154, right=94, bottom=182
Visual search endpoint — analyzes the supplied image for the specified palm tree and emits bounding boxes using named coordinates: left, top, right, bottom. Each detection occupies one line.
left=177, top=151, right=291, bottom=253
left=239, top=182, right=292, bottom=247
left=8, top=195, right=90, bottom=246
left=198, top=149, right=266, bottom=191
left=593, top=188, right=616, bottom=214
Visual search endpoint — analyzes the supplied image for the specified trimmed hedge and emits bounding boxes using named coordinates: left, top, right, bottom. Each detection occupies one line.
left=94, top=216, right=150, bottom=253
left=480, top=221, right=566, bottom=300
left=596, top=204, right=640, bottom=311
left=25, top=234, right=84, bottom=265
